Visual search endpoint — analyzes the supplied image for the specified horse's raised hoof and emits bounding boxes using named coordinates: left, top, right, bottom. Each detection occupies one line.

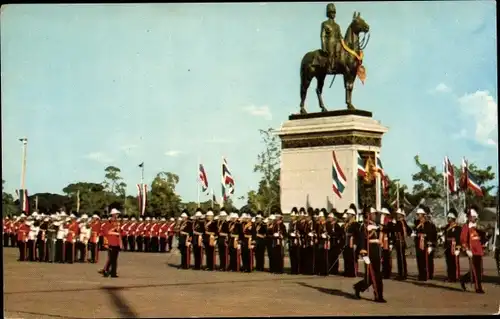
left=300, top=107, right=307, bottom=114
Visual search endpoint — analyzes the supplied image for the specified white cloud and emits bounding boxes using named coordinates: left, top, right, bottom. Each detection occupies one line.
left=119, top=144, right=138, bottom=151
left=205, top=137, right=232, bottom=144
left=85, top=152, right=114, bottom=163
left=165, top=150, right=181, bottom=157
left=457, top=90, right=498, bottom=145
left=487, top=138, right=497, bottom=147
left=431, top=82, right=451, bottom=93
left=242, top=105, right=272, bottom=120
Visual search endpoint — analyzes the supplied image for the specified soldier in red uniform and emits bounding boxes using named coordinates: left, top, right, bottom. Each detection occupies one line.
left=136, top=218, right=145, bottom=252
left=128, top=217, right=138, bottom=252
left=460, top=208, right=486, bottom=293
left=144, top=217, right=153, bottom=252
left=151, top=218, right=160, bottom=252
left=17, top=214, right=30, bottom=261
left=89, top=215, right=101, bottom=263
left=101, top=209, right=122, bottom=278
left=167, top=218, right=176, bottom=252
left=65, top=217, right=79, bottom=264
left=99, top=217, right=107, bottom=251
left=3, top=217, right=11, bottom=246
left=159, top=218, right=168, bottom=252
left=120, top=218, right=129, bottom=251
left=11, top=217, right=20, bottom=247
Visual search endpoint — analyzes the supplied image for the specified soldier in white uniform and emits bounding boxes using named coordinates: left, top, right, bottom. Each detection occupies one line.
left=27, top=219, right=39, bottom=261
left=77, top=215, right=91, bottom=262
left=55, top=218, right=67, bottom=263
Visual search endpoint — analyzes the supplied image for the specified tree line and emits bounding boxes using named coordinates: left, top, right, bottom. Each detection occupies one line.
left=2, top=128, right=497, bottom=219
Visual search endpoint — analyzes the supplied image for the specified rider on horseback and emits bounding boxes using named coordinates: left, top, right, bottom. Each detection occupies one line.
left=321, top=3, right=343, bottom=73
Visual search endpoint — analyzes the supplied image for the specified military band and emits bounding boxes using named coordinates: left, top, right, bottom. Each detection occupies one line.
left=3, top=204, right=493, bottom=297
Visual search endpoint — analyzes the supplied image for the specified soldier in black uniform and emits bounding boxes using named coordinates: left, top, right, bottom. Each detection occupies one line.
left=327, top=209, right=343, bottom=275
left=442, top=208, right=462, bottom=282
left=394, top=208, right=411, bottom=280
left=203, top=210, right=218, bottom=271
left=192, top=209, right=205, bottom=270
left=38, top=217, right=49, bottom=262
left=378, top=207, right=395, bottom=279
left=288, top=207, right=301, bottom=274
left=271, top=212, right=287, bottom=274
left=353, top=207, right=386, bottom=303
left=254, top=212, right=267, bottom=271
left=178, top=210, right=192, bottom=269
left=301, top=210, right=316, bottom=275
left=316, top=209, right=330, bottom=276
left=343, top=208, right=359, bottom=277
left=241, top=213, right=255, bottom=273
left=228, top=213, right=242, bottom=272
left=265, top=215, right=275, bottom=272
left=424, top=206, right=438, bottom=279
left=217, top=210, right=230, bottom=271
left=412, top=206, right=435, bottom=281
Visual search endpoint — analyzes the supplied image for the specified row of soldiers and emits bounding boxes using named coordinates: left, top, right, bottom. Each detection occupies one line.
left=174, top=204, right=488, bottom=296
left=3, top=213, right=179, bottom=256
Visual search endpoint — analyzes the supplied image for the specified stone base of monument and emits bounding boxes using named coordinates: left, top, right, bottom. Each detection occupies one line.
left=277, top=109, right=388, bottom=214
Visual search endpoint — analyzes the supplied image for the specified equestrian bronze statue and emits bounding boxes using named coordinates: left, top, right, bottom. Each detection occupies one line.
left=299, top=4, right=370, bottom=114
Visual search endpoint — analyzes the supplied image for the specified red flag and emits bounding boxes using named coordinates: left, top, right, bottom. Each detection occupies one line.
left=136, top=184, right=143, bottom=215
left=141, top=184, right=147, bottom=216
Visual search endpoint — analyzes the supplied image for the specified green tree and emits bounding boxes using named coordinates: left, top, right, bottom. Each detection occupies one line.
left=103, top=166, right=127, bottom=195
left=2, top=180, right=18, bottom=217
left=148, top=172, right=182, bottom=217
left=411, top=155, right=496, bottom=218
left=248, top=128, right=281, bottom=216
left=62, top=182, right=106, bottom=213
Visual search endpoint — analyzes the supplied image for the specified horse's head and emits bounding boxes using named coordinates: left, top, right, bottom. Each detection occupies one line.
left=350, top=11, right=370, bottom=35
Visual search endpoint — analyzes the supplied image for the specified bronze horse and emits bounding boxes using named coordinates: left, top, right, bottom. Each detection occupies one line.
left=299, top=12, right=370, bottom=113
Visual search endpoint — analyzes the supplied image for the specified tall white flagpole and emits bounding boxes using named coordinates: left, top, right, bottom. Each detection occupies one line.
left=445, top=158, right=450, bottom=216
left=396, top=180, right=400, bottom=209
left=375, top=151, right=381, bottom=211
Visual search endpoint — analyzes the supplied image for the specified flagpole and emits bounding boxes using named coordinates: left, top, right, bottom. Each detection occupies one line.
left=35, top=195, right=38, bottom=211
left=445, top=158, right=450, bottom=216
left=141, top=163, right=144, bottom=186
left=396, top=180, right=400, bottom=209
left=197, top=157, right=201, bottom=208
left=375, top=151, right=381, bottom=211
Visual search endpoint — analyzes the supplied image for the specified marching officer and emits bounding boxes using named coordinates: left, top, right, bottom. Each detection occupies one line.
left=204, top=210, right=218, bottom=271
left=241, top=213, right=255, bottom=273
left=443, top=208, right=462, bottom=282
left=353, top=207, right=386, bottom=303
left=343, top=208, right=359, bottom=277
left=217, top=210, right=230, bottom=271
left=394, top=208, right=411, bottom=280
left=229, top=212, right=242, bottom=272
left=460, top=207, right=486, bottom=293
left=178, top=211, right=192, bottom=269
left=192, top=210, right=205, bottom=270
left=101, top=209, right=122, bottom=278
left=288, top=208, right=301, bottom=274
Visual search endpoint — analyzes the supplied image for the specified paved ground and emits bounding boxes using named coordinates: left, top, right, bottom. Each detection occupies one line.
left=4, top=247, right=500, bottom=318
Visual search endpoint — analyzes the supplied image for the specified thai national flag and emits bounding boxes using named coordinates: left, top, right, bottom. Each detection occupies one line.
left=136, top=184, right=143, bottom=215
left=199, top=164, right=209, bottom=193
left=18, top=189, right=29, bottom=214
left=331, top=151, right=347, bottom=198
left=444, top=156, right=457, bottom=193
left=376, top=154, right=389, bottom=197
left=357, top=151, right=366, bottom=177
left=141, top=184, right=148, bottom=216
left=222, top=157, right=235, bottom=200
left=459, top=157, right=483, bottom=197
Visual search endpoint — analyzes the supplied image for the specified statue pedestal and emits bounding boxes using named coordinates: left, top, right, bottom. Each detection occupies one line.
left=276, top=110, right=389, bottom=214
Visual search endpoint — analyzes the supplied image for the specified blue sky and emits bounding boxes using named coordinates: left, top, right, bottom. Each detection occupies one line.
left=1, top=2, right=498, bottom=208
